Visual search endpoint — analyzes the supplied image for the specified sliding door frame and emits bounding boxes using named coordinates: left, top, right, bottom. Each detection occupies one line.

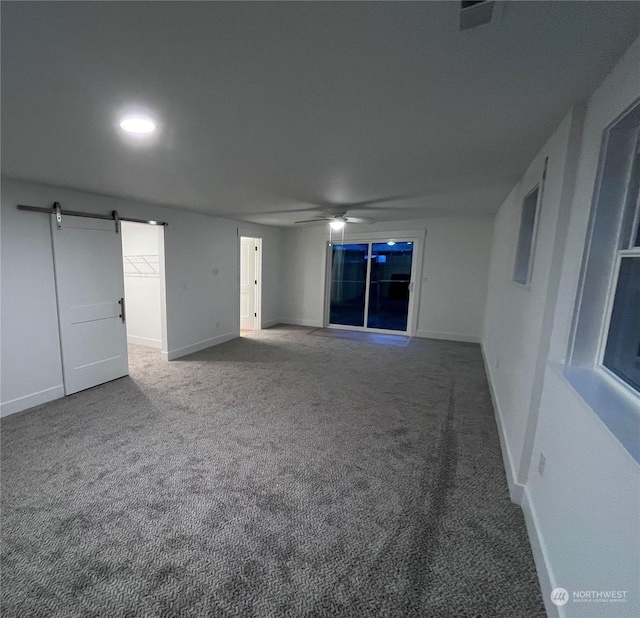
left=323, top=229, right=426, bottom=336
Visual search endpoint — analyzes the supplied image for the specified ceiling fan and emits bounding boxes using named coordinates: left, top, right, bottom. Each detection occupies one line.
left=294, top=211, right=376, bottom=228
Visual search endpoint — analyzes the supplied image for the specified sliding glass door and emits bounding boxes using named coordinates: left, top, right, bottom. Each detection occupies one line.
left=328, top=241, right=415, bottom=333
left=329, top=244, right=369, bottom=326
left=367, top=242, right=413, bottom=331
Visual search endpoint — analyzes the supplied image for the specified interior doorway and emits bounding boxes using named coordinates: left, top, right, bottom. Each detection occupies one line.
left=327, top=240, right=416, bottom=334
left=47, top=210, right=168, bottom=397
left=240, top=236, right=261, bottom=335
left=121, top=221, right=167, bottom=358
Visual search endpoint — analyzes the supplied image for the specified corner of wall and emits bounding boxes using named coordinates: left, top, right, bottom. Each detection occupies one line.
left=165, top=332, right=238, bottom=360
left=261, top=318, right=282, bottom=329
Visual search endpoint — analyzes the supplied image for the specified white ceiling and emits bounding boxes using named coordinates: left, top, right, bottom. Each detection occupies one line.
left=2, top=1, right=639, bottom=226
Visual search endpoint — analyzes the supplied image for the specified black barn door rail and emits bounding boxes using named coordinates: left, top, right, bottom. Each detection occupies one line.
left=18, top=202, right=168, bottom=230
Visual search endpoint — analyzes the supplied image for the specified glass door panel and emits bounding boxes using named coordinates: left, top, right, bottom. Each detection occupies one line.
left=366, top=242, right=414, bottom=331
left=329, top=243, right=369, bottom=327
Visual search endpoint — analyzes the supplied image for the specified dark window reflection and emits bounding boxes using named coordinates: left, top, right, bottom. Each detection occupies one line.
left=367, top=242, right=414, bottom=331
left=604, top=257, right=640, bottom=391
left=329, top=244, right=368, bottom=327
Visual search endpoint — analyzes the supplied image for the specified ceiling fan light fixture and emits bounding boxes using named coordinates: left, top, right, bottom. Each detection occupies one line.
left=119, top=115, right=156, bottom=134
left=329, top=220, right=346, bottom=231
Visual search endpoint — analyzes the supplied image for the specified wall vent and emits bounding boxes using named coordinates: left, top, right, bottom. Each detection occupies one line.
left=460, top=1, right=495, bottom=31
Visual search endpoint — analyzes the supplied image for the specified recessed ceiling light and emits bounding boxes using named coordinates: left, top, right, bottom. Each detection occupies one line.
left=120, top=116, right=156, bottom=134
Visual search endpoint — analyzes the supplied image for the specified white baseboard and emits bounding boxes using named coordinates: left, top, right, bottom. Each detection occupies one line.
left=127, top=335, right=162, bottom=349
left=1, top=384, right=65, bottom=417
left=482, top=344, right=558, bottom=615
left=261, top=318, right=282, bottom=329
left=163, top=332, right=237, bottom=361
left=480, top=343, right=524, bottom=505
left=279, top=318, right=323, bottom=328
left=415, top=330, right=480, bottom=343
left=521, top=488, right=562, bottom=618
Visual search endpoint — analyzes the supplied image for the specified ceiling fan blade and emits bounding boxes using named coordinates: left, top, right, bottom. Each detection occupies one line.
left=345, top=216, right=375, bottom=224
left=294, top=218, right=331, bottom=224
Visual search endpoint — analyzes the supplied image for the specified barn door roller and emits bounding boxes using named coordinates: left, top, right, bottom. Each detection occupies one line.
left=54, top=201, right=62, bottom=230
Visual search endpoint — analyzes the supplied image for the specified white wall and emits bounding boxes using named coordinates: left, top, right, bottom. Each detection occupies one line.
left=0, top=190, right=66, bottom=414
left=416, top=216, right=493, bottom=341
left=483, top=36, right=640, bottom=618
left=0, top=179, right=283, bottom=416
left=280, top=214, right=494, bottom=342
left=121, top=221, right=163, bottom=349
left=483, top=109, right=582, bottom=493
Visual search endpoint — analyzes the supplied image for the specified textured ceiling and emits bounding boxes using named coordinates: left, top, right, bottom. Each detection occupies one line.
left=2, top=1, right=639, bottom=225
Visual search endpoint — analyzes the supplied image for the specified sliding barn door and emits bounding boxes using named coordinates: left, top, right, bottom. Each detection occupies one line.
left=51, top=215, right=129, bottom=395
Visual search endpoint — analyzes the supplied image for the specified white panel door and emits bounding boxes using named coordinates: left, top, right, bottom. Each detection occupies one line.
left=240, top=237, right=257, bottom=330
left=51, top=215, right=129, bottom=395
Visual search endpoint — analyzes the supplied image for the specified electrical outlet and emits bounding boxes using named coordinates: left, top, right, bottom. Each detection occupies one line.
left=538, top=453, right=546, bottom=477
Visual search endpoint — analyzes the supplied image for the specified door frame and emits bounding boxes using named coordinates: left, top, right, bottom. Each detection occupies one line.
left=120, top=221, right=169, bottom=360
left=323, top=229, right=426, bottom=336
left=238, top=235, right=262, bottom=331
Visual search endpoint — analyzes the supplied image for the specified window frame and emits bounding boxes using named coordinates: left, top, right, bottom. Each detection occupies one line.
left=596, top=163, right=640, bottom=400
left=564, top=99, right=640, bottom=464
left=512, top=183, right=542, bottom=289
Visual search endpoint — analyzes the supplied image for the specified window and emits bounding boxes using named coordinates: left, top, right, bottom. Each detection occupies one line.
left=513, top=185, right=540, bottom=285
left=566, top=101, right=640, bottom=463
left=601, top=150, right=640, bottom=393
left=570, top=102, right=640, bottom=382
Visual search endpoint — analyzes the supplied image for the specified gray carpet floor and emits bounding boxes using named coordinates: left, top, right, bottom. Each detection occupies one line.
left=1, top=325, right=545, bottom=617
